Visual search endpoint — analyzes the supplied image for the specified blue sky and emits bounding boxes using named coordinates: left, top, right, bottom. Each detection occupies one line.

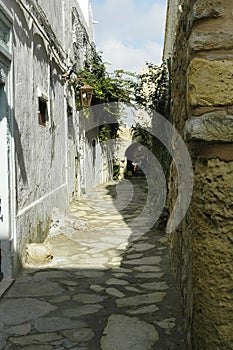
left=90, top=0, right=167, bottom=73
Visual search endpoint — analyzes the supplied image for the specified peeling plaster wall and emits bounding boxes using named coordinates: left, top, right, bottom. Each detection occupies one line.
left=165, top=0, right=233, bottom=348
left=0, top=0, right=94, bottom=275
left=63, top=0, right=94, bottom=58
left=78, top=114, right=114, bottom=194
left=77, top=0, right=94, bottom=39
left=36, top=0, right=64, bottom=45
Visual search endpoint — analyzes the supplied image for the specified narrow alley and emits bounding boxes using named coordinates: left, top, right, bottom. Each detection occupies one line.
left=0, top=177, right=185, bottom=350
left=1, top=0, right=233, bottom=348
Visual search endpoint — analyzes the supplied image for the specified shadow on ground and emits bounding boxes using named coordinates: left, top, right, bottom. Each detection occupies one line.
left=0, top=177, right=185, bottom=350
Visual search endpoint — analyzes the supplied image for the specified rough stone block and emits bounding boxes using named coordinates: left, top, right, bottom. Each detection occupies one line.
left=192, top=143, right=233, bottom=161
left=188, top=58, right=233, bottom=106
left=189, top=30, right=233, bottom=52
left=191, top=158, right=233, bottom=349
left=26, top=243, right=53, bottom=265
left=193, top=107, right=224, bottom=116
left=217, top=325, right=233, bottom=345
left=184, top=111, right=233, bottom=142
left=192, top=0, right=224, bottom=20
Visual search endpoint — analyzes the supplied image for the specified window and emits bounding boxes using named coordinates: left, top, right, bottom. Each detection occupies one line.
left=38, top=97, right=48, bottom=126
left=0, top=12, right=11, bottom=53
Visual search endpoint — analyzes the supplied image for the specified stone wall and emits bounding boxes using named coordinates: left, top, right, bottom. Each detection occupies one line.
left=165, top=0, right=233, bottom=348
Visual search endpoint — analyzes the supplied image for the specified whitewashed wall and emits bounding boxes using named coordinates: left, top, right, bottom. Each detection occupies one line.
left=0, top=0, right=94, bottom=276
left=78, top=113, right=114, bottom=194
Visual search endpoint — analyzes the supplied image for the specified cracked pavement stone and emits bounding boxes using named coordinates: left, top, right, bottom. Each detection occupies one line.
left=49, top=295, right=71, bottom=303
left=123, top=256, right=161, bottom=265
left=116, top=292, right=166, bottom=307
left=0, top=298, right=57, bottom=325
left=60, top=280, right=79, bottom=286
left=72, top=293, right=106, bottom=304
left=61, top=328, right=95, bottom=342
left=141, top=281, right=169, bottom=290
left=5, top=323, right=31, bottom=336
left=106, top=278, right=129, bottom=286
left=133, top=265, right=161, bottom=272
left=6, top=282, right=64, bottom=298
left=9, top=333, right=63, bottom=346
left=63, top=304, right=103, bottom=317
left=126, top=253, right=144, bottom=259
left=101, top=314, right=158, bottom=350
left=136, top=272, right=164, bottom=279
left=106, top=288, right=125, bottom=298
left=90, top=284, right=105, bottom=292
left=130, top=243, right=155, bottom=251
left=35, top=318, right=86, bottom=333
left=156, top=318, right=176, bottom=330
left=19, top=346, right=53, bottom=350
left=124, top=286, right=143, bottom=293
left=127, top=304, right=159, bottom=315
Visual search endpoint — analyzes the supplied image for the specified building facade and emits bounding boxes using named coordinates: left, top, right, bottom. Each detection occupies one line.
left=0, top=0, right=110, bottom=283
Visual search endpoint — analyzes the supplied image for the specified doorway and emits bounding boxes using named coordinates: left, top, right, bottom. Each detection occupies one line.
left=0, top=82, right=10, bottom=280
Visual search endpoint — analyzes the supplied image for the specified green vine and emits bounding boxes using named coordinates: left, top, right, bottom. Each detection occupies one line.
left=69, top=53, right=136, bottom=141
left=133, top=61, right=171, bottom=180
left=135, top=61, right=169, bottom=116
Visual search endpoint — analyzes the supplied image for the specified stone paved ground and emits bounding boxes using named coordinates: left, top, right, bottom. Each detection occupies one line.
left=0, top=178, right=185, bottom=349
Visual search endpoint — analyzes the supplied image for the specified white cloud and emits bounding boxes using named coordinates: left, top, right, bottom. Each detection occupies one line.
left=92, top=0, right=167, bottom=73
left=99, top=39, right=163, bottom=73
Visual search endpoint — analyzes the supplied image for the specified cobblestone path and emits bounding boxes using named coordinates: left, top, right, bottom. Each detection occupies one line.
left=0, top=178, right=185, bottom=349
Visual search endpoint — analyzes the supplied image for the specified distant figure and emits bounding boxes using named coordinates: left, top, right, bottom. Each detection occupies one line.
left=125, top=143, right=138, bottom=176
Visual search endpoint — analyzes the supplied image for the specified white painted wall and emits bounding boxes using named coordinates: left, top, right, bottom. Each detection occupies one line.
left=0, top=4, right=15, bottom=278
left=78, top=113, right=114, bottom=194
left=0, top=0, right=114, bottom=277
left=0, top=85, right=9, bottom=240
left=0, top=0, right=95, bottom=275
left=77, top=0, right=93, bottom=31
left=80, top=136, right=114, bottom=194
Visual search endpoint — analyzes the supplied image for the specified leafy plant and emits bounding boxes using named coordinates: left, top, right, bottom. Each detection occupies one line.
left=135, top=61, right=169, bottom=116
left=113, top=163, right=121, bottom=180
left=130, top=122, right=153, bottom=150
left=133, top=61, right=171, bottom=180
left=69, top=52, right=136, bottom=141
